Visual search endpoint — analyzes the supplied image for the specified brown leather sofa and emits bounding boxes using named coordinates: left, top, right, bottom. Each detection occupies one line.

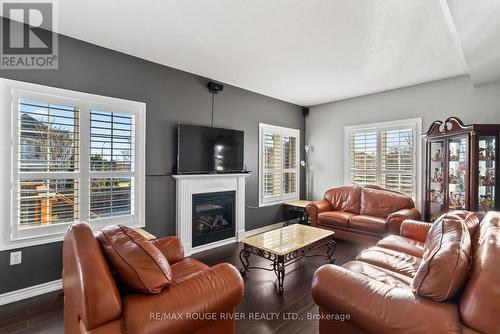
left=63, top=223, right=244, bottom=334
left=306, top=185, right=420, bottom=243
left=311, top=211, right=500, bottom=334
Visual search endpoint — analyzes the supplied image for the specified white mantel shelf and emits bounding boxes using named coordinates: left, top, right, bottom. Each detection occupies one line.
left=172, top=173, right=251, bottom=179
left=172, top=173, right=250, bottom=256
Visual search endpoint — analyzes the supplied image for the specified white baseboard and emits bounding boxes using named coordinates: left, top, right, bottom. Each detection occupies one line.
left=0, top=279, right=62, bottom=306
left=244, top=222, right=285, bottom=237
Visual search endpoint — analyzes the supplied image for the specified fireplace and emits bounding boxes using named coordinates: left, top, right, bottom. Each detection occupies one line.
left=173, top=173, right=249, bottom=255
left=192, top=191, right=236, bottom=247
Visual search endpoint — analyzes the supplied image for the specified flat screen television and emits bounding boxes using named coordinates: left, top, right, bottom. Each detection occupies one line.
left=176, top=124, right=244, bottom=174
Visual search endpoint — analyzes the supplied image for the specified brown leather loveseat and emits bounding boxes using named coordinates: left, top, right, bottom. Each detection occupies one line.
left=306, top=185, right=420, bottom=243
left=311, top=210, right=500, bottom=334
left=63, top=223, right=244, bottom=334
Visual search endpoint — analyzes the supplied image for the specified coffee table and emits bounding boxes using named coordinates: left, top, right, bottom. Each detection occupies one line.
left=239, top=224, right=336, bottom=294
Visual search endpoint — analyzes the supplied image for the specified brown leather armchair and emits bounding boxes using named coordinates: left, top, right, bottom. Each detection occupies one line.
left=63, top=223, right=244, bottom=334
left=311, top=211, right=500, bottom=334
left=306, top=185, right=420, bottom=243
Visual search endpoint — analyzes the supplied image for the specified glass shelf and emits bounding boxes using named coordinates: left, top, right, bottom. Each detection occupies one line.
left=478, top=136, right=496, bottom=212
left=448, top=137, right=467, bottom=210
left=429, top=141, right=445, bottom=218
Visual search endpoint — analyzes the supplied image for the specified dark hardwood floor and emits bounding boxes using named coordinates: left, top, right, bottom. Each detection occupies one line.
left=0, top=239, right=365, bottom=334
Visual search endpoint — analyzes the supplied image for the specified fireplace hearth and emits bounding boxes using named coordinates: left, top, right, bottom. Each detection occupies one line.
left=192, top=191, right=235, bottom=247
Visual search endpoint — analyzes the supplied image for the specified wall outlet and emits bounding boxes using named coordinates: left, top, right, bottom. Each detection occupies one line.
left=10, top=251, right=22, bottom=265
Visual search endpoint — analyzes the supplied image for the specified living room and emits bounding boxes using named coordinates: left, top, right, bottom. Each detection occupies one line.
left=0, top=1, right=499, bottom=333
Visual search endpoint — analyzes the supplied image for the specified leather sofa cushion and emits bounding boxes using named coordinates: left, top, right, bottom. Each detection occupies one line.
left=356, top=246, right=422, bottom=277
left=447, top=210, right=480, bottom=237
left=324, top=185, right=361, bottom=213
left=377, top=235, right=425, bottom=258
left=151, top=236, right=185, bottom=264
left=349, top=215, right=387, bottom=234
left=342, top=261, right=413, bottom=289
left=122, top=263, right=244, bottom=334
left=459, top=212, right=500, bottom=334
left=171, top=258, right=209, bottom=281
left=63, top=223, right=122, bottom=330
left=412, top=218, right=471, bottom=302
left=97, top=225, right=172, bottom=294
left=360, top=187, right=414, bottom=218
left=317, top=211, right=355, bottom=227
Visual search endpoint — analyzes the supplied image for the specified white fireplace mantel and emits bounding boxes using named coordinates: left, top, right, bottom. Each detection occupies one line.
left=172, top=173, right=250, bottom=256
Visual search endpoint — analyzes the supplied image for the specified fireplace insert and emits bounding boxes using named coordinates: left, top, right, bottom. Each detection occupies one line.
left=192, top=191, right=236, bottom=247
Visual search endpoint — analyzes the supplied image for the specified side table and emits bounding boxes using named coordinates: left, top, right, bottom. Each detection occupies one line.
left=283, top=200, right=312, bottom=226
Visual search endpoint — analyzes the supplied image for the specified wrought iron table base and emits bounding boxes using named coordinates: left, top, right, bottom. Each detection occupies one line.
left=239, top=236, right=336, bottom=294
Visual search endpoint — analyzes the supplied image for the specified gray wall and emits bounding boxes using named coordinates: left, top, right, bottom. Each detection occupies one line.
left=0, top=33, right=304, bottom=294
left=306, top=75, right=500, bottom=200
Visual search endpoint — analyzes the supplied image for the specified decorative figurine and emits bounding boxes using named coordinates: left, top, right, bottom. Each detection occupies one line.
left=449, top=167, right=457, bottom=184
left=456, top=167, right=465, bottom=184
left=480, top=168, right=496, bottom=186
left=479, top=193, right=494, bottom=211
left=432, top=148, right=443, bottom=162
left=430, top=189, right=443, bottom=204
left=433, top=168, right=443, bottom=183
left=449, top=191, right=464, bottom=209
left=449, top=146, right=460, bottom=161
left=479, top=142, right=496, bottom=161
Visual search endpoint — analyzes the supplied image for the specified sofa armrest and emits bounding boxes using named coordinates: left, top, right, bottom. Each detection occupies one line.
left=311, top=265, right=461, bottom=333
left=151, top=236, right=184, bottom=264
left=306, top=199, right=331, bottom=226
left=123, top=263, right=244, bottom=334
left=387, top=208, right=421, bottom=235
left=400, top=219, right=433, bottom=242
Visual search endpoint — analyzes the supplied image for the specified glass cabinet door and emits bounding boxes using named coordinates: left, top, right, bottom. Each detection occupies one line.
left=429, top=141, right=445, bottom=220
left=478, top=136, right=496, bottom=211
left=448, top=136, right=468, bottom=210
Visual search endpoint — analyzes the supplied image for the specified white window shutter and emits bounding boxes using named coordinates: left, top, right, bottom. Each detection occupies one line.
left=2, top=78, right=146, bottom=250
left=380, top=128, right=415, bottom=197
left=346, top=119, right=420, bottom=202
left=16, top=99, right=81, bottom=228
left=89, top=110, right=135, bottom=219
left=259, top=124, right=300, bottom=206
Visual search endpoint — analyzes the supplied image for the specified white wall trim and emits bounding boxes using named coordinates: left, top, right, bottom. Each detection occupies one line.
left=0, top=279, right=62, bottom=306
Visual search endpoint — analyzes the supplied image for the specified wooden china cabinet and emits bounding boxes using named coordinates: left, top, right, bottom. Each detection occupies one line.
left=423, top=117, right=500, bottom=221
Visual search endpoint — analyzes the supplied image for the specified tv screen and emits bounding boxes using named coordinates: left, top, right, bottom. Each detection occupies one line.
left=177, top=124, right=244, bottom=174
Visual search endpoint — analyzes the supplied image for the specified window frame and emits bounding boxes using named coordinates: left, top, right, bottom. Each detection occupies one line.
left=0, top=78, right=146, bottom=250
left=344, top=118, right=422, bottom=210
left=258, top=123, right=300, bottom=207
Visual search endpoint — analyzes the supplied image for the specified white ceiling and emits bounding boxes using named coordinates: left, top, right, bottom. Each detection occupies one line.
left=51, top=1, right=472, bottom=105
left=446, top=0, right=500, bottom=86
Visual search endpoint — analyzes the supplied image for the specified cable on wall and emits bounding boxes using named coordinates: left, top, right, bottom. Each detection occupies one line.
left=207, top=81, right=223, bottom=127
left=211, top=93, right=215, bottom=127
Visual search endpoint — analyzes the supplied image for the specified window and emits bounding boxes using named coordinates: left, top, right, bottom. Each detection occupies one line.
left=0, top=79, right=145, bottom=250
left=259, top=123, right=300, bottom=206
left=345, top=118, right=422, bottom=205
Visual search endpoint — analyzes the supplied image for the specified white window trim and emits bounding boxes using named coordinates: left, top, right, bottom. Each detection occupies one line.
left=259, top=123, right=300, bottom=207
left=344, top=118, right=423, bottom=211
left=0, top=78, right=146, bottom=251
